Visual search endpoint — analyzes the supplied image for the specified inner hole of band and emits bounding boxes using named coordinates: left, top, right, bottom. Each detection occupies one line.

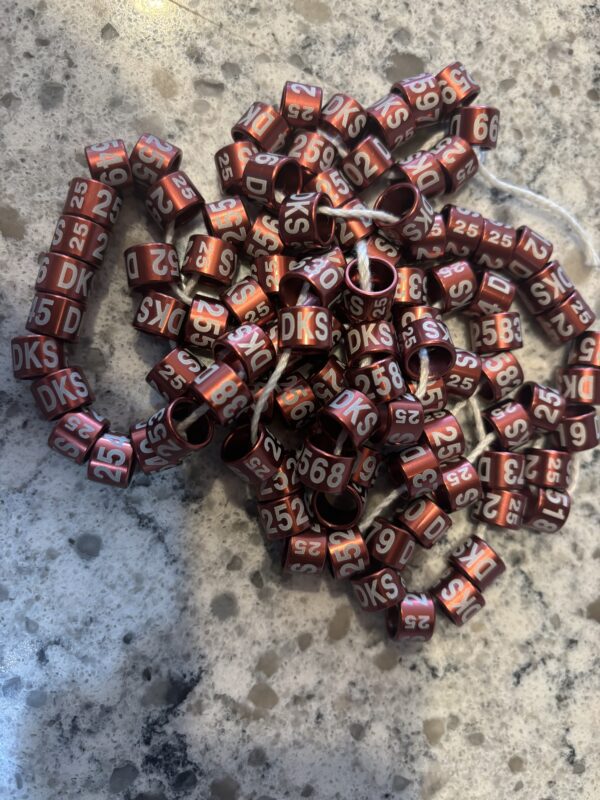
left=408, top=345, right=453, bottom=380
left=376, top=183, right=417, bottom=223
left=172, top=401, right=212, bottom=446
left=222, top=423, right=255, bottom=462
left=314, top=487, right=362, bottom=527
left=347, top=257, right=396, bottom=296
left=274, top=161, right=303, bottom=204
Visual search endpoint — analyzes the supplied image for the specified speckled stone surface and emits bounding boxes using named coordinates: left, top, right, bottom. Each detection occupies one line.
left=1, top=1, right=599, bottom=799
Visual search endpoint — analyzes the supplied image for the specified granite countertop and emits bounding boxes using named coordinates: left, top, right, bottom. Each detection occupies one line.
left=1, top=1, right=599, bottom=798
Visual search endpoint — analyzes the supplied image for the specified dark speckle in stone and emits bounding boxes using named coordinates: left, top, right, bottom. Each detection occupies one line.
left=499, top=78, right=517, bottom=92
left=2, top=677, right=22, bottom=697
left=35, top=36, right=50, bottom=45
left=384, top=52, right=426, bottom=83
left=194, top=78, right=225, bottom=96
left=210, top=592, right=238, bottom=620
left=327, top=606, right=351, bottom=642
left=0, top=206, right=26, bottom=240
left=74, top=533, right=102, bottom=560
left=250, top=571, right=264, bottom=589
left=101, top=23, right=119, bottom=41
left=142, top=667, right=152, bottom=681
left=300, top=786, right=314, bottom=797
left=585, top=596, right=600, bottom=623
left=172, top=770, right=198, bottom=791
left=39, top=81, right=65, bottom=110
left=392, top=27, right=411, bottom=45
left=122, top=632, right=134, bottom=644
left=133, top=794, right=167, bottom=800
left=0, top=585, right=9, bottom=602
left=25, top=689, right=47, bottom=708
left=221, top=62, right=241, bottom=80
left=509, top=756, right=525, bottom=773
left=349, top=722, right=365, bottom=741
left=468, top=732, right=485, bottom=745
left=392, top=775, right=411, bottom=791
left=572, top=761, right=585, bottom=774
left=297, top=632, right=312, bottom=651
left=226, top=555, right=242, bottom=571
left=248, top=682, right=279, bottom=710
left=109, top=763, right=139, bottom=793
left=248, top=746, right=267, bottom=766
left=1, top=92, right=21, bottom=109
left=588, top=88, right=599, bottom=102
left=210, top=775, right=240, bottom=800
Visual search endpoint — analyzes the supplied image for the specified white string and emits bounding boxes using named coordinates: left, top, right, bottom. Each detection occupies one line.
left=415, top=348, right=430, bottom=399
left=333, top=431, right=347, bottom=456
left=453, top=386, right=480, bottom=418
left=469, top=393, right=486, bottom=442
left=320, top=205, right=400, bottom=226
left=467, top=431, right=496, bottom=463
left=477, top=153, right=600, bottom=269
left=164, top=221, right=175, bottom=244
left=175, top=403, right=208, bottom=435
left=355, top=237, right=372, bottom=292
left=361, top=487, right=406, bottom=538
left=568, top=454, right=580, bottom=493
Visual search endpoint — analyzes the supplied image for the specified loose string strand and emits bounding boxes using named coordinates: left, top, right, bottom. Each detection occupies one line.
left=362, top=487, right=406, bottom=539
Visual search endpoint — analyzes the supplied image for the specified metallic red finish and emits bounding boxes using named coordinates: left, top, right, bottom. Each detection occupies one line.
left=484, top=400, right=532, bottom=449
left=436, top=62, right=480, bottom=114
left=351, top=567, right=406, bottom=612
left=366, top=517, right=416, bottom=572
left=85, top=138, right=132, bottom=188
left=366, top=234, right=403, bottom=267
left=146, top=347, right=204, bottom=401
left=449, top=535, right=505, bottom=591
left=87, top=433, right=136, bottom=488
left=421, top=410, right=465, bottom=462
left=182, top=295, right=229, bottom=352
left=347, top=356, right=406, bottom=403
left=133, top=290, right=187, bottom=341
left=181, top=234, right=237, bottom=287
left=469, top=311, right=523, bottom=354
left=242, top=152, right=303, bottom=208
left=430, top=136, right=478, bottom=193
left=203, top=196, right=251, bottom=249
left=221, top=423, right=283, bottom=485
left=396, top=497, right=451, bottom=549
left=287, top=130, right=337, bottom=177
left=394, top=304, right=441, bottom=332
left=477, top=450, right=525, bottom=490
left=48, top=409, right=109, bottom=464
left=145, top=171, right=204, bottom=228
left=295, top=431, right=355, bottom=493
left=428, top=260, right=477, bottom=312
left=275, top=376, right=317, bottom=427
left=344, top=320, right=397, bottom=363
left=479, top=352, right=524, bottom=402
left=312, top=482, right=367, bottom=530
left=472, top=488, right=527, bottom=530
left=256, top=453, right=300, bottom=502
left=280, top=81, right=322, bottom=129
left=63, top=177, right=121, bottom=229
left=215, top=141, right=259, bottom=194
left=524, top=448, right=571, bottom=490
left=432, top=568, right=485, bottom=626
left=507, top=225, right=553, bottom=280
left=278, top=306, right=332, bottom=352
left=393, top=266, right=426, bottom=306
left=335, top=198, right=375, bottom=250
left=320, top=92, right=367, bottom=145
left=310, top=356, right=346, bottom=405
left=366, top=93, right=415, bottom=149
left=537, top=291, right=596, bottom=345
left=557, top=367, right=600, bottom=409
left=30, top=367, right=94, bottom=419
left=568, top=331, right=600, bottom=368
left=407, top=376, right=447, bottom=413
left=374, top=393, right=424, bottom=446
left=406, top=213, right=446, bottom=261
left=243, top=211, right=284, bottom=259
left=449, top=105, right=500, bottom=149
left=519, top=261, right=574, bottom=315
left=436, top=458, right=482, bottom=511
left=11, top=334, right=66, bottom=380
left=327, top=528, right=370, bottom=579
left=129, top=420, right=176, bottom=475
left=190, top=361, right=252, bottom=425
left=341, top=135, right=393, bottom=190
left=283, top=531, right=328, bottom=574
left=50, top=215, right=108, bottom=267
left=321, top=388, right=379, bottom=446
left=279, top=247, right=345, bottom=306
left=35, top=252, right=95, bottom=305
left=442, top=205, right=484, bottom=257
left=26, top=292, right=84, bottom=342
left=466, top=270, right=516, bottom=316
left=214, top=323, right=275, bottom=382
left=401, top=317, right=455, bottom=380
left=129, top=133, right=182, bottom=187
left=387, top=593, right=436, bottom=642
left=389, top=443, right=441, bottom=498
left=232, top=101, right=289, bottom=151
left=222, top=277, right=275, bottom=327
left=517, top=381, right=566, bottom=431
left=473, top=218, right=517, bottom=269
left=305, top=167, right=355, bottom=207
left=342, top=257, right=398, bottom=322
left=124, top=242, right=179, bottom=290
left=258, top=491, right=312, bottom=540
left=145, top=399, right=213, bottom=465
left=279, top=191, right=335, bottom=251
left=523, top=487, right=571, bottom=533
left=351, top=445, right=381, bottom=488
left=555, top=403, right=600, bottom=451
left=373, top=182, right=435, bottom=244
left=445, top=348, right=481, bottom=398
left=397, top=150, right=446, bottom=198
left=392, top=73, right=443, bottom=125
left=251, top=253, right=294, bottom=297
